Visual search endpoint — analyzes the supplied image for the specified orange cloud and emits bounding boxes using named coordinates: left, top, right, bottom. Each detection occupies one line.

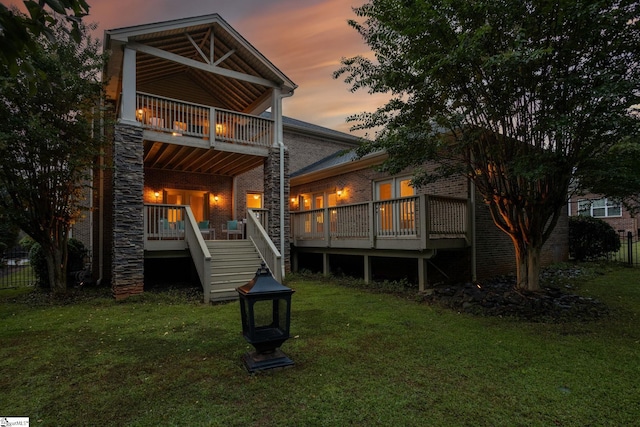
left=4, top=0, right=386, bottom=136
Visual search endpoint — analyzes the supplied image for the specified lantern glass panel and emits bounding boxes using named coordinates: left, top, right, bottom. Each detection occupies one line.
left=253, top=299, right=275, bottom=329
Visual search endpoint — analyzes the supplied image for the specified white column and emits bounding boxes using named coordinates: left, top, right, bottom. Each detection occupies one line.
left=119, top=47, right=141, bottom=127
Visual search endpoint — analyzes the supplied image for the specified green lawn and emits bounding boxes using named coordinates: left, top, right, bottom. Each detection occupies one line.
left=611, top=240, right=639, bottom=265
left=0, top=264, right=639, bottom=426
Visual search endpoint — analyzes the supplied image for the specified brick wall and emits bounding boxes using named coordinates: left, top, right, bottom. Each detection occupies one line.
left=568, top=193, right=638, bottom=234
left=144, top=168, right=233, bottom=238
left=474, top=194, right=569, bottom=280
left=235, top=127, right=359, bottom=218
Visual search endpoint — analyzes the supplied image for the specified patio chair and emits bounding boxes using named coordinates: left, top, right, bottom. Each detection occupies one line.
left=198, top=220, right=215, bottom=240
left=222, top=220, right=243, bottom=239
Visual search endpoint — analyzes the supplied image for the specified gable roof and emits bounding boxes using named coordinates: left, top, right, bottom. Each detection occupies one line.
left=291, top=149, right=388, bottom=186
left=103, top=14, right=296, bottom=113
left=261, top=112, right=361, bottom=145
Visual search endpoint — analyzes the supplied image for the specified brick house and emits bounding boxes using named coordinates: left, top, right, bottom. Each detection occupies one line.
left=86, top=14, right=362, bottom=301
left=290, top=149, right=569, bottom=289
left=83, top=13, right=567, bottom=302
left=568, top=193, right=638, bottom=235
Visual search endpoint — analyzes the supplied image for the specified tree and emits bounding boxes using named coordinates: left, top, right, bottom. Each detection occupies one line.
left=0, top=18, right=104, bottom=295
left=335, top=0, right=640, bottom=291
left=0, top=0, right=90, bottom=76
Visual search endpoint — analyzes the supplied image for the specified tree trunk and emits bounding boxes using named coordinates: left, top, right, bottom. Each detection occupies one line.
left=44, top=241, right=67, bottom=295
left=512, top=238, right=528, bottom=290
left=526, top=245, right=542, bottom=292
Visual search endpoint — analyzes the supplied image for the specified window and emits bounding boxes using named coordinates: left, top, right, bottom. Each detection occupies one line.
left=164, top=189, right=209, bottom=222
left=246, top=193, right=262, bottom=209
left=375, top=177, right=416, bottom=233
left=578, top=198, right=622, bottom=218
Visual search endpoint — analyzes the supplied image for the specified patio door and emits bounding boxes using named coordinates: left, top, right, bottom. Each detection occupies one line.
left=375, top=178, right=415, bottom=235
left=165, top=189, right=209, bottom=222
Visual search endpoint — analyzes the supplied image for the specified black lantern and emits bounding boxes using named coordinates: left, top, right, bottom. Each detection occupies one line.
left=236, top=263, right=295, bottom=373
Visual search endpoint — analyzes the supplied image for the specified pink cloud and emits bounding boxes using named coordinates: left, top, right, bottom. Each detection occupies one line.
left=4, top=0, right=385, bottom=136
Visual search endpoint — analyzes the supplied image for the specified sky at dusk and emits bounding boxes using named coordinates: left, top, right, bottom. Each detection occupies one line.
left=3, top=0, right=389, bottom=136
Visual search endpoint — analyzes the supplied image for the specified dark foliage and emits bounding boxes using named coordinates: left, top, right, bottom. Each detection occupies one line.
left=29, top=238, right=87, bottom=288
left=569, top=216, right=621, bottom=261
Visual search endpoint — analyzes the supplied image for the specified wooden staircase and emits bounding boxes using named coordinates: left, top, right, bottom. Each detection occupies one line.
left=206, top=240, right=263, bottom=302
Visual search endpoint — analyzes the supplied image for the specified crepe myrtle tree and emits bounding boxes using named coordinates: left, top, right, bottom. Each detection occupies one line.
left=335, top=0, right=640, bottom=291
left=0, top=19, right=104, bottom=295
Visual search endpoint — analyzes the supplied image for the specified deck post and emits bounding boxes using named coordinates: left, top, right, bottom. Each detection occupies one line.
left=322, top=252, right=330, bottom=277
left=420, top=195, right=428, bottom=249
left=364, top=254, right=371, bottom=284
left=418, top=257, right=428, bottom=292
left=368, top=201, right=375, bottom=248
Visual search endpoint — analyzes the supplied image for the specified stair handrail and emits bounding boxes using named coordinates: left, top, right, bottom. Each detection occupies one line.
left=246, top=209, right=282, bottom=282
left=183, top=206, right=212, bottom=302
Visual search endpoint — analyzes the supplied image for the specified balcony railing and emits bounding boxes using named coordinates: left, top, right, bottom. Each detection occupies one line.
left=135, top=92, right=273, bottom=148
left=291, top=195, right=470, bottom=251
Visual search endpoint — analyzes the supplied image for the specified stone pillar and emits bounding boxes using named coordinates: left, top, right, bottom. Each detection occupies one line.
left=111, top=123, right=144, bottom=299
left=264, top=146, right=290, bottom=273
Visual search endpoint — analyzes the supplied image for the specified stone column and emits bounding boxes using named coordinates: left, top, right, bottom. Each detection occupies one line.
left=264, top=146, right=291, bottom=273
left=111, top=123, right=144, bottom=299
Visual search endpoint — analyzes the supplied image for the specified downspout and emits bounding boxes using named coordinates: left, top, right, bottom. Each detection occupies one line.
left=97, top=100, right=105, bottom=285
left=278, top=89, right=294, bottom=280
left=470, top=179, right=477, bottom=282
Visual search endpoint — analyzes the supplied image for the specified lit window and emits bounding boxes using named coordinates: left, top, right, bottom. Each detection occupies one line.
left=246, top=193, right=262, bottom=209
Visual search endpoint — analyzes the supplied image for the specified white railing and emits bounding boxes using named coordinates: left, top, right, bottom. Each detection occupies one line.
left=144, top=204, right=188, bottom=242
left=428, top=195, right=468, bottom=236
left=143, top=204, right=212, bottom=301
left=251, top=208, right=269, bottom=230
left=135, top=92, right=273, bottom=147
left=291, top=195, right=469, bottom=249
left=246, top=209, right=282, bottom=281
left=374, top=196, right=418, bottom=238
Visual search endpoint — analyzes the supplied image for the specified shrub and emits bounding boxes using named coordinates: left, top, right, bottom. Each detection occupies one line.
left=569, top=216, right=621, bottom=261
left=28, top=238, right=88, bottom=288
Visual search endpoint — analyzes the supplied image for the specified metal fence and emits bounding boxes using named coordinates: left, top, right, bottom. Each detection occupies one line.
left=0, top=245, right=36, bottom=289
left=611, top=230, right=639, bottom=266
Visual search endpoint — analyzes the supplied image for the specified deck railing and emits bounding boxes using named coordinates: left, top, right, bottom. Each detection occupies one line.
left=246, top=209, right=282, bottom=281
left=135, top=92, right=273, bottom=147
left=291, top=195, right=470, bottom=250
left=143, top=204, right=212, bottom=300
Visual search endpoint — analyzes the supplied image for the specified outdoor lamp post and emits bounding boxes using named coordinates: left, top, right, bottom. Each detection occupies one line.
left=237, top=263, right=295, bottom=373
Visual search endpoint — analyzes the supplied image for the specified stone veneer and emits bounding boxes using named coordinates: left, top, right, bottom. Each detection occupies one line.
left=111, top=123, right=145, bottom=299
left=264, top=147, right=291, bottom=272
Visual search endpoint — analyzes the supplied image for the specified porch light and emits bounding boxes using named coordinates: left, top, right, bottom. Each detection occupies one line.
left=215, top=123, right=225, bottom=135
left=213, top=195, right=219, bottom=202
left=336, top=189, right=343, bottom=197
left=236, top=263, right=295, bottom=373
left=154, top=191, right=160, bottom=202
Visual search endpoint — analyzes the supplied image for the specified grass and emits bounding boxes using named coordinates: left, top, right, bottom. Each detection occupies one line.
left=0, top=264, right=639, bottom=426
left=611, top=240, right=639, bottom=266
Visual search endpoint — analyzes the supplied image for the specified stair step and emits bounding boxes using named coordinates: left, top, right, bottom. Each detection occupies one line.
left=212, top=264, right=261, bottom=274
left=208, top=288, right=238, bottom=301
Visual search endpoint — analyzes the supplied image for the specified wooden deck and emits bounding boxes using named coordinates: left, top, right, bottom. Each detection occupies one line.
left=291, top=195, right=471, bottom=251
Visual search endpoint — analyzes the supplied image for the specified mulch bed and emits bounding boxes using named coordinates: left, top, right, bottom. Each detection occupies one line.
left=419, top=266, right=610, bottom=322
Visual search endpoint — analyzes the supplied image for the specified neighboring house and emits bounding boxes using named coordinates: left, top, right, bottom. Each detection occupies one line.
left=290, top=149, right=569, bottom=289
left=78, top=13, right=568, bottom=302
left=569, top=194, right=638, bottom=234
